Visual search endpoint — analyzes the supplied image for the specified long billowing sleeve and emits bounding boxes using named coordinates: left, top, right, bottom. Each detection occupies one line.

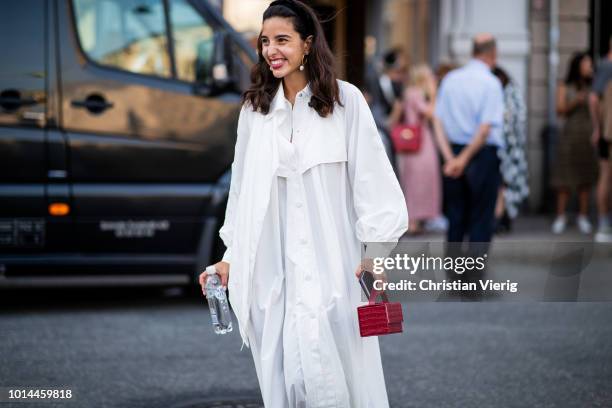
left=218, top=104, right=252, bottom=264
left=343, top=83, right=408, bottom=257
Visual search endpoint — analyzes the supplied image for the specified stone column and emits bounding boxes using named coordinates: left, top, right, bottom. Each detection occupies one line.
left=438, top=0, right=530, bottom=95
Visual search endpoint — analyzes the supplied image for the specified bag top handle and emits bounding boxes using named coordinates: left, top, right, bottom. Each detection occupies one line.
left=368, top=288, right=390, bottom=305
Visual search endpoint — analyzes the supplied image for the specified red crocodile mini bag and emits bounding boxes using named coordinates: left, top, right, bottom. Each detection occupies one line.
left=357, top=289, right=404, bottom=337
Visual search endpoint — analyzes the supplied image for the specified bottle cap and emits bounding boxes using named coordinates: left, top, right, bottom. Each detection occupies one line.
left=205, top=265, right=217, bottom=275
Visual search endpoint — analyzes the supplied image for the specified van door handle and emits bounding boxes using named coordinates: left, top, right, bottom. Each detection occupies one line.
left=71, top=93, right=114, bottom=114
left=0, top=89, right=37, bottom=111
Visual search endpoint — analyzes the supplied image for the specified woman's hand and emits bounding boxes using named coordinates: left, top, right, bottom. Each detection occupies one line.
left=355, top=259, right=389, bottom=301
left=354, top=258, right=388, bottom=283
left=354, top=258, right=374, bottom=279
left=199, top=261, right=230, bottom=296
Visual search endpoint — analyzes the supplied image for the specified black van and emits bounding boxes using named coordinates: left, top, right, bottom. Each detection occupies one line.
left=0, top=0, right=255, bottom=288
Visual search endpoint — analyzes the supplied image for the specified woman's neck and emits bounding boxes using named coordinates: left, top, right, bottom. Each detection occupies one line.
left=282, top=71, right=308, bottom=106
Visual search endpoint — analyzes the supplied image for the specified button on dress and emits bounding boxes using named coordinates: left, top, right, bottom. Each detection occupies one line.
left=219, top=80, right=408, bottom=407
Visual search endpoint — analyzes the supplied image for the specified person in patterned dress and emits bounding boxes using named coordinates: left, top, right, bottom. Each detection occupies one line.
left=492, top=66, right=529, bottom=232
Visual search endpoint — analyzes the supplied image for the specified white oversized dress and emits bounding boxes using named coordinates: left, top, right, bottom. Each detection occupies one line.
left=218, top=80, right=408, bottom=408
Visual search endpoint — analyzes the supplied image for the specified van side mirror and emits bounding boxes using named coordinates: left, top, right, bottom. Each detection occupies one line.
left=193, top=31, right=236, bottom=96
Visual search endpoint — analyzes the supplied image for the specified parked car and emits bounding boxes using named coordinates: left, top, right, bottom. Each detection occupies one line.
left=0, top=0, right=255, bottom=288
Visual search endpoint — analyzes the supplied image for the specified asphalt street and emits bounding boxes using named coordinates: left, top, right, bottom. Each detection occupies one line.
left=1, top=286, right=611, bottom=408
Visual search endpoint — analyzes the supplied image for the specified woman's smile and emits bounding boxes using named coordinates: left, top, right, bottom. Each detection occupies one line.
left=270, top=58, right=287, bottom=70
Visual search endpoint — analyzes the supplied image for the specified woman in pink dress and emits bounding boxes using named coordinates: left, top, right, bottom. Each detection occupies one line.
left=389, top=65, right=450, bottom=234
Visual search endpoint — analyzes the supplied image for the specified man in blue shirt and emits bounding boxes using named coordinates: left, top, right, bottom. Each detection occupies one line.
left=435, top=33, right=504, bottom=251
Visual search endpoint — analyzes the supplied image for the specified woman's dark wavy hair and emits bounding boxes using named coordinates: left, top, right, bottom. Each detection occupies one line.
left=492, top=65, right=510, bottom=89
left=242, top=0, right=341, bottom=117
left=565, top=51, right=592, bottom=89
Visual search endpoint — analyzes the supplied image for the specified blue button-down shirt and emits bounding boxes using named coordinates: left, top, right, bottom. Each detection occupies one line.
left=435, top=59, right=505, bottom=148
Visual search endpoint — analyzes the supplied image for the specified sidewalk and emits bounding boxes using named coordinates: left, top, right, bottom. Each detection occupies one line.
left=396, top=215, right=612, bottom=302
left=402, top=215, right=594, bottom=242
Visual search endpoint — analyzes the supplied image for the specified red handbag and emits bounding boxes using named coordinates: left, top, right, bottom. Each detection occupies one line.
left=391, top=123, right=422, bottom=153
left=357, top=289, right=404, bottom=337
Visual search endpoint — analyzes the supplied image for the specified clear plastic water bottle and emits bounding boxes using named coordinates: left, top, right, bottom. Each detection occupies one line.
left=204, top=265, right=233, bottom=334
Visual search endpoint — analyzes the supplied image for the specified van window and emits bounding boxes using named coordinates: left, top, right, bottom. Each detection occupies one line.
left=72, top=0, right=171, bottom=77
left=169, top=0, right=216, bottom=83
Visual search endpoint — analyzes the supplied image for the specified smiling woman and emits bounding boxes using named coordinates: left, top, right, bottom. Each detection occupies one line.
left=242, top=0, right=340, bottom=117
left=199, top=1, right=409, bottom=407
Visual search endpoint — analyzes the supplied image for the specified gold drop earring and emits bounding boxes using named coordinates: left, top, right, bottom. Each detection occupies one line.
left=299, top=54, right=307, bottom=71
